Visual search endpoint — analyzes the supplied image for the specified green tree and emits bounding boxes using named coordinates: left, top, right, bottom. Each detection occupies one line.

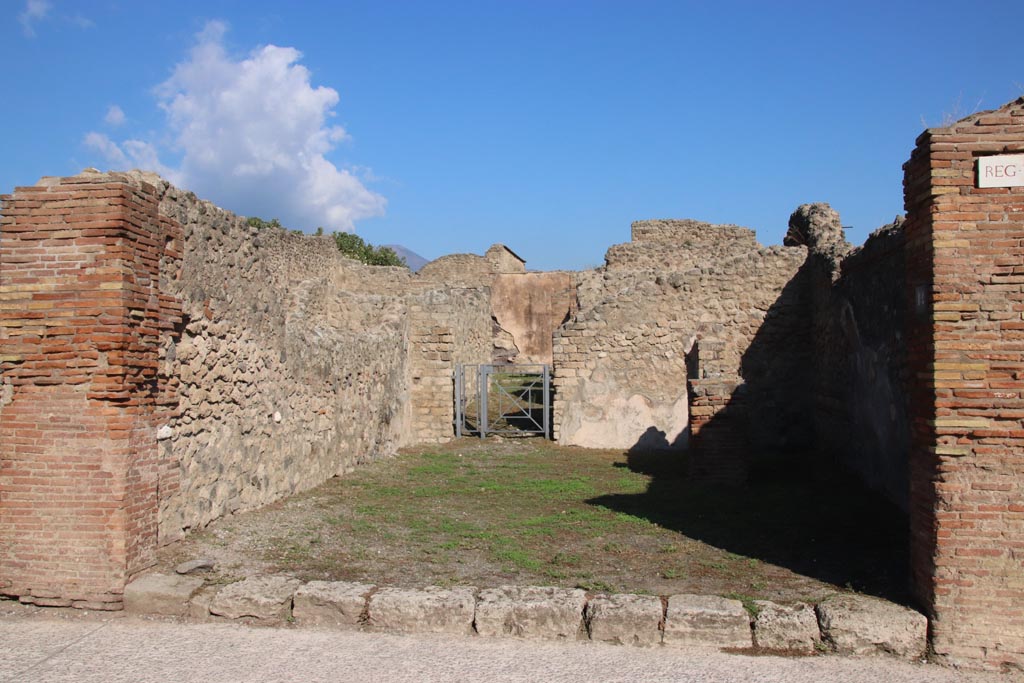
left=246, top=216, right=405, bottom=267
left=332, top=230, right=406, bottom=267
left=246, top=216, right=282, bottom=230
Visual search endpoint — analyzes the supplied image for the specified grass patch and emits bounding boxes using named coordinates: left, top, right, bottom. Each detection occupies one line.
left=161, top=438, right=909, bottom=605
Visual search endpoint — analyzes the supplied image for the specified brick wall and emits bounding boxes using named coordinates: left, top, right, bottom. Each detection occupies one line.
left=406, top=288, right=492, bottom=443
left=904, top=97, right=1024, bottom=669
left=0, top=172, right=181, bottom=608
left=0, top=171, right=495, bottom=606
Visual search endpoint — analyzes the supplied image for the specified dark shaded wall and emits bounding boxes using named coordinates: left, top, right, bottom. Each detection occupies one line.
left=810, top=222, right=910, bottom=510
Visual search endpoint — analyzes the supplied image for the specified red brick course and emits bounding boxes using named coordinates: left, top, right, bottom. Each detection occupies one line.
left=0, top=172, right=182, bottom=608
left=904, top=97, right=1024, bottom=669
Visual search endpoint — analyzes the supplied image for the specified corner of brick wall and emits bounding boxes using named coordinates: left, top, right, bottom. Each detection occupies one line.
left=0, top=172, right=182, bottom=609
left=903, top=98, right=1024, bottom=669
left=685, top=337, right=749, bottom=483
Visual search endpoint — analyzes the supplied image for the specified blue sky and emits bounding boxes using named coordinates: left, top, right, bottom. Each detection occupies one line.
left=3, top=1, right=1022, bottom=270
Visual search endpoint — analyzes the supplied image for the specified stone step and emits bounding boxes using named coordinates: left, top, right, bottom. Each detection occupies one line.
left=122, top=573, right=927, bottom=659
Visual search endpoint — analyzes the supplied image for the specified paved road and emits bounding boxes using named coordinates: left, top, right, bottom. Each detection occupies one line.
left=0, top=610, right=1014, bottom=683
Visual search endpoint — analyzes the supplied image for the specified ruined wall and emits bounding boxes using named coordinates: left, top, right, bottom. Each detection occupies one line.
left=903, top=98, right=1024, bottom=670
left=0, top=170, right=493, bottom=607
left=791, top=205, right=911, bottom=510
left=485, top=243, right=526, bottom=273
left=490, top=272, right=575, bottom=365
left=418, top=253, right=496, bottom=286
left=420, top=249, right=576, bottom=366
left=154, top=177, right=416, bottom=536
left=553, top=220, right=809, bottom=459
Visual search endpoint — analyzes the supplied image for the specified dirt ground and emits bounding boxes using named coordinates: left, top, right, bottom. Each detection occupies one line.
left=153, top=438, right=911, bottom=606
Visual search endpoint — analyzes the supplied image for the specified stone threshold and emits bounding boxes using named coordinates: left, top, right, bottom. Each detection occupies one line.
left=122, top=571, right=928, bottom=659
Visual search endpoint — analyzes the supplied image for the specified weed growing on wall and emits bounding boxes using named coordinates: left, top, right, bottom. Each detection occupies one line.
left=246, top=216, right=406, bottom=267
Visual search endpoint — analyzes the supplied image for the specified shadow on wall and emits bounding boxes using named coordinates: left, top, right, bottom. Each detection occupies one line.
left=686, top=259, right=815, bottom=481
left=589, top=247, right=912, bottom=605
left=630, top=425, right=687, bottom=451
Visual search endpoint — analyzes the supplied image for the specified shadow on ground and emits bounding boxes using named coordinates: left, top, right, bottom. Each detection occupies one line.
left=588, top=448, right=911, bottom=605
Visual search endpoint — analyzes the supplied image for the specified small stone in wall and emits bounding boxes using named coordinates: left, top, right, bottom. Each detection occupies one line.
left=273, top=411, right=282, bottom=423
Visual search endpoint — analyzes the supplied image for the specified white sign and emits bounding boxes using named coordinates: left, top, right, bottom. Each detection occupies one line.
left=977, top=154, right=1024, bottom=188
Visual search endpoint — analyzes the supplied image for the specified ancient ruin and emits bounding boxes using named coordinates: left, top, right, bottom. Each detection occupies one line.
left=1, top=98, right=1022, bottom=670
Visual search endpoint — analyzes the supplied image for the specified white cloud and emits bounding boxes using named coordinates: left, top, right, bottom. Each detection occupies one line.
left=19, top=0, right=50, bottom=37
left=83, top=132, right=128, bottom=167
left=83, top=20, right=385, bottom=232
left=83, top=132, right=173, bottom=179
left=104, top=105, right=125, bottom=127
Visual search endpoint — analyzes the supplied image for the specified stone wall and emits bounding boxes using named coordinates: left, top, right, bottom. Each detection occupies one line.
left=485, top=243, right=526, bottom=273
left=419, top=248, right=576, bottom=366
left=903, top=98, right=1024, bottom=670
left=490, top=272, right=575, bottom=365
left=406, top=287, right=492, bottom=443
left=790, top=205, right=911, bottom=510
left=154, top=176, right=419, bottom=536
left=4, top=101, right=1024, bottom=668
left=0, top=170, right=493, bottom=607
left=418, top=253, right=496, bottom=286
left=553, top=220, right=810, bottom=462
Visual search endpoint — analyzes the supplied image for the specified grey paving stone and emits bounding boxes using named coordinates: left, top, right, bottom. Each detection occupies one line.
left=817, top=594, right=927, bottom=659
left=753, top=600, right=821, bottom=654
left=293, top=581, right=374, bottom=628
left=586, top=593, right=663, bottom=646
left=208, top=575, right=301, bottom=622
left=123, top=573, right=204, bottom=616
left=663, top=594, right=752, bottom=649
left=367, top=586, right=476, bottom=635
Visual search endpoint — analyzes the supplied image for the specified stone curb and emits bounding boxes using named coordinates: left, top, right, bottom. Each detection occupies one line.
left=124, top=573, right=928, bottom=659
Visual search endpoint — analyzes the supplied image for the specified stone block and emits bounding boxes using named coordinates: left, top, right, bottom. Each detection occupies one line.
left=187, top=585, right=220, bottom=621
left=367, top=586, right=476, bottom=635
left=208, top=575, right=301, bottom=622
left=123, top=573, right=204, bottom=616
left=174, top=558, right=215, bottom=575
left=586, top=593, right=663, bottom=646
left=292, top=581, right=374, bottom=628
left=663, top=594, right=752, bottom=649
left=816, top=594, right=927, bottom=659
left=475, top=586, right=586, bottom=639
left=753, top=601, right=820, bottom=653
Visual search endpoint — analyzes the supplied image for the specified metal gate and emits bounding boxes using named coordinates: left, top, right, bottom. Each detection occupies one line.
left=455, top=364, right=551, bottom=438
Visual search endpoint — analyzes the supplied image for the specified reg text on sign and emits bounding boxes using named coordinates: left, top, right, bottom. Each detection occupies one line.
left=977, top=154, right=1024, bottom=188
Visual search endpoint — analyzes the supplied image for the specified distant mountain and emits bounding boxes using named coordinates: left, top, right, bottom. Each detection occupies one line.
left=385, top=244, right=430, bottom=272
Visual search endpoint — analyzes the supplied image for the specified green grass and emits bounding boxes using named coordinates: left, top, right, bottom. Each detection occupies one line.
left=167, top=438, right=909, bottom=604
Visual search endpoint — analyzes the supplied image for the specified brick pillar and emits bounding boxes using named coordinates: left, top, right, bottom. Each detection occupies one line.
left=407, top=292, right=455, bottom=443
left=903, top=98, right=1024, bottom=669
left=686, top=339, right=748, bottom=484
left=0, top=171, right=182, bottom=609
left=687, top=378, right=747, bottom=484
